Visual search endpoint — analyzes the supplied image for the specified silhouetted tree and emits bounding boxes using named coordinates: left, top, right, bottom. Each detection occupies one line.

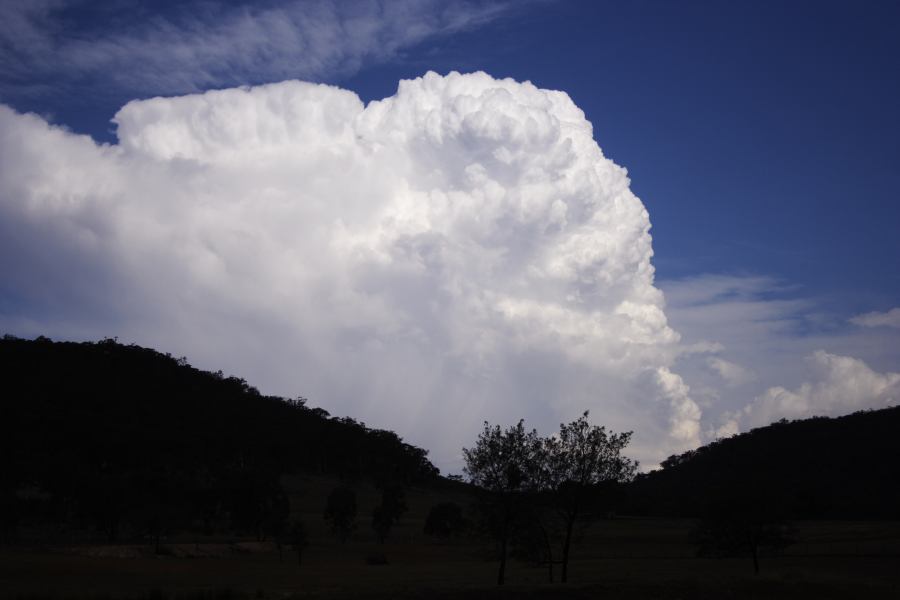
left=371, top=485, right=407, bottom=544
left=136, top=470, right=189, bottom=554
left=261, top=488, right=290, bottom=544
left=228, top=471, right=289, bottom=541
left=463, top=420, right=542, bottom=585
left=268, top=508, right=290, bottom=561
left=423, top=502, right=465, bottom=539
left=0, top=489, right=20, bottom=545
left=693, top=479, right=795, bottom=574
left=542, top=412, right=637, bottom=583
left=510, top=501, right=562, bottom=583
left=324, top=486, right=357, bottom=543
left=85, top=471, right=130, bottom=542
left=288, top=520, right=309, bottom=567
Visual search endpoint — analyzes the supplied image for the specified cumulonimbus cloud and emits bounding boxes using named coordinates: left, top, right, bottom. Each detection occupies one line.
left=0, top=72, right=703, bottom=470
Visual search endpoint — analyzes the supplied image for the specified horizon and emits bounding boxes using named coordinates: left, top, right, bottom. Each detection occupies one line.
left=8, top=331, right=897, bottom=476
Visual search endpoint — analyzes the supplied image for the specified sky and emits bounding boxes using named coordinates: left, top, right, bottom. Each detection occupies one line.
left=1, top=0, right=898, bottom=472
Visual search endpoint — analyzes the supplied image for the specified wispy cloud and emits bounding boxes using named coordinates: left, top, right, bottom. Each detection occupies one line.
left=850, top=307, right=900, bottom=329
left=0, top=0, right=513, bottom=100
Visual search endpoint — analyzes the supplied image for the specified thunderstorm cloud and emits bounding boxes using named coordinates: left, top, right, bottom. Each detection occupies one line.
left=0, top=72, right=702, bottom=469
left=3, top=72, right=896, bottom=470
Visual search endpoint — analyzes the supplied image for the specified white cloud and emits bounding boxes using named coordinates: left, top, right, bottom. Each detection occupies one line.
left=0, top=71, right=700, bottom=471
left=731, top=351, right=899, bottom=429
left=661, top=274, right=900, bottom=442
left=851, top=307, right=900, bottom=329
left=654, top=367, right=701, bottom=446
left=706, top=356, right=754, bottom=387
left=0, top=0, right=513, bottom=99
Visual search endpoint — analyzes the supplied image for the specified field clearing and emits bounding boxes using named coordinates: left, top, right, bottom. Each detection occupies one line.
left=2, top=517, right=898, bottom=599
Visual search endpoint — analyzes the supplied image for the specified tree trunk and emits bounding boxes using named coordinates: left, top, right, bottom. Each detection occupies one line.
left=498, top=511, right=510, bottom=586
left=538, top=520, right=554, bottom=583
left=561, top=514, right=575, bottom=583
left=106, top=517, right=119, bottom=542
left=297, top=548, right=303, bottom=567
left=497, top=536, right=507, bottom=585
left=751, top=542, right=759, bottom=575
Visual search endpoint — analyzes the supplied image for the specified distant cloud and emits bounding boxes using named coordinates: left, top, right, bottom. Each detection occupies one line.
left=722, top=351, right=900, bottom=433
left=0, top=72, right=700, bottom=470
left=662, top=274, right=900, bottom=442
left=0, top=0, right=513, bottom=100
left=850, top=307, right=900, bottom=329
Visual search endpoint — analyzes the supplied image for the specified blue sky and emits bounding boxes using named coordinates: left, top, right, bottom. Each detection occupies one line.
left=1, top=0, right=898, bottom=469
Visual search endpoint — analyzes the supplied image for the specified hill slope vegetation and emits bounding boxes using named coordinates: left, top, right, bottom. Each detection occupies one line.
left=628, top=406, right=900, bottom=519
left=0, top=335, right=438, bottom=543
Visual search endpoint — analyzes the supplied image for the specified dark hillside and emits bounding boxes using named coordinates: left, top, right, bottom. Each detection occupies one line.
left=627, top=407, right=900, bottom=519
left=0, top=335, right=439, bottom=543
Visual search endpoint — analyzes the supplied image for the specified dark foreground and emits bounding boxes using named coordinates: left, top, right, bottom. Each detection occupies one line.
left=2, top=519, right=897, bottom=599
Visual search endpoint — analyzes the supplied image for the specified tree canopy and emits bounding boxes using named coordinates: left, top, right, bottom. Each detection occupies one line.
left=463, top=414, right=636, bottom=585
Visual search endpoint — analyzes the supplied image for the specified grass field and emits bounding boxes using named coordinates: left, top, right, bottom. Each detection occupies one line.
left=2, top=474, right=898, bottom=599
left=3, top=519, right=898, bottom=599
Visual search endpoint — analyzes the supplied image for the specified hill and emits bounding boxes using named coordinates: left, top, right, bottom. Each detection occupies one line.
left=626, top=406, right=900, bottom=519
left=0, top=335, right=440, bottom=543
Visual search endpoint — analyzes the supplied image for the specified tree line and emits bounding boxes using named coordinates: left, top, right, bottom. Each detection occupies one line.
left=627, top=406, right=900, bottom=520
left=0, top=335, right=437, bottom=545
